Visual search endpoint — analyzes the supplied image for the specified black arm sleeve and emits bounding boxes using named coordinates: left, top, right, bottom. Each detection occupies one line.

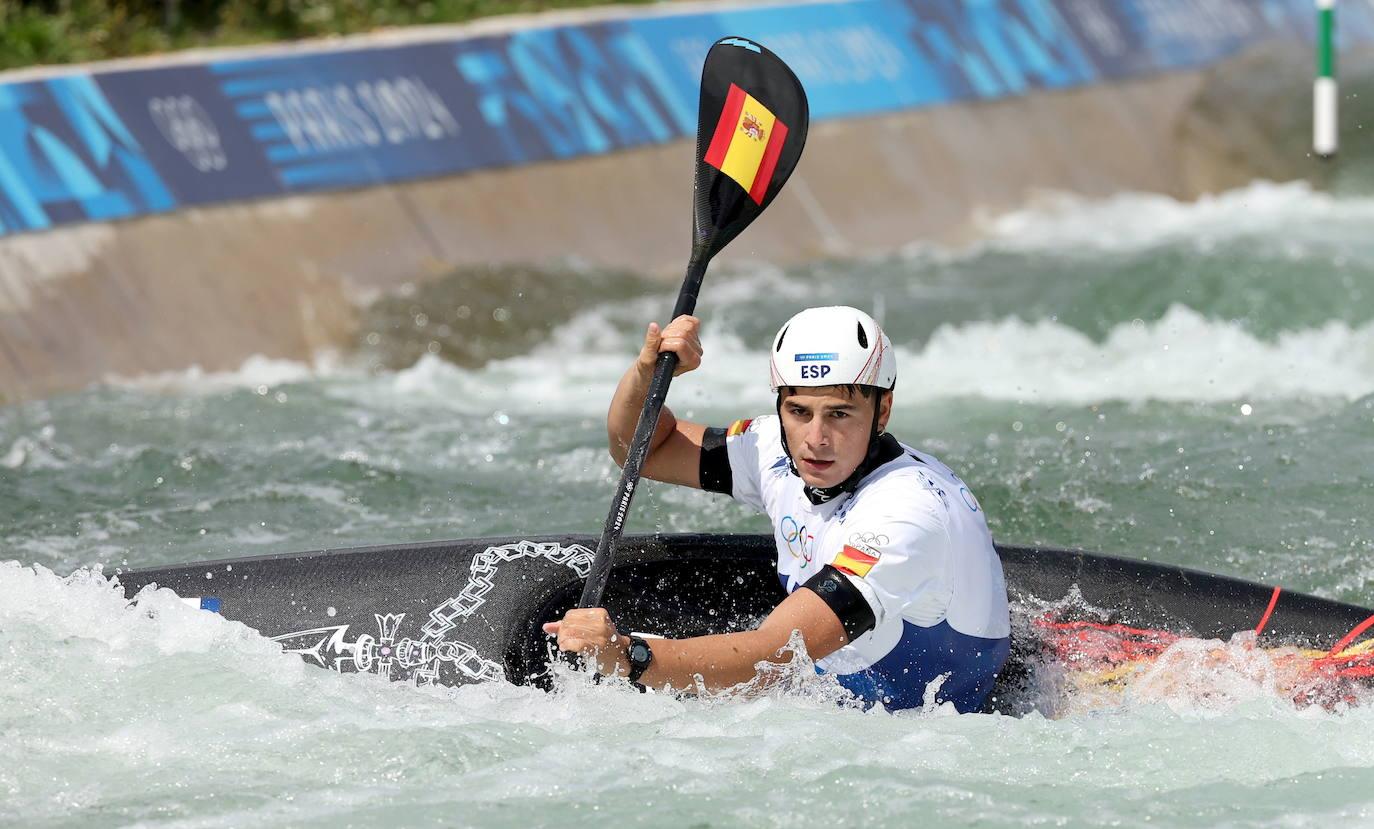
left=801, top=565, right=877, bottom=641
left=698, top=426, right=733, bottom=495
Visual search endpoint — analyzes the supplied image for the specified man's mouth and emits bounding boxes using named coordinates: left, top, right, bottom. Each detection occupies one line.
left=800, top=458, right=834, bottom=473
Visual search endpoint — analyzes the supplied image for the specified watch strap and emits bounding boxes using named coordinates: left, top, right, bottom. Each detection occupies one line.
left=625, top=635, right=653, bottom=684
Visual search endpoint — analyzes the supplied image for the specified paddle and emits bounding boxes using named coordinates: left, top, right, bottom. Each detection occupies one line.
left=578, top=37, right=809, bottom=609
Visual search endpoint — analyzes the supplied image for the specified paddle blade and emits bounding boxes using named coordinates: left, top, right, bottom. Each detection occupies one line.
left=693, top=37, right=809, bottom=258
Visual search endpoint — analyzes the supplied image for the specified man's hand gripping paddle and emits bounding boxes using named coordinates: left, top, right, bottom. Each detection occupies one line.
left=578, top=38, right=809, bottom=609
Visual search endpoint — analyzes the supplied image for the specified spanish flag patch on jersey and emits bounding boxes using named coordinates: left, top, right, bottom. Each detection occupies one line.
left=834, top=544, right=880, bottom=578
left=726, top=418, right=753, bottom=437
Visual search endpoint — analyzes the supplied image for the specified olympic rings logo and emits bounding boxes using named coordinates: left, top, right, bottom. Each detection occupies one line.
left=780, top=515, right=816, bottom=566
left=847, top=531, right=889, bottom=548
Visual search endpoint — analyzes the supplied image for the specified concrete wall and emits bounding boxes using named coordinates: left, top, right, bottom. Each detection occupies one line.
left=0, top=67, right=1230, bottom=403
left=3, top=0, right=1364, bottom=403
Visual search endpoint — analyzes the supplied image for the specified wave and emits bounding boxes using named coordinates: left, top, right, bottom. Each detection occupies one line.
left=975, top=180, right=1374, bottom=255
left=907, top=304, right=1374, bottom=404
left=102, top=353, right=343, bottom=394
left=4, top=560, right=1374, bottom=828
left=376, top=303, right=1374, bottom=410
left=89, top=302, right=1374, bottom=409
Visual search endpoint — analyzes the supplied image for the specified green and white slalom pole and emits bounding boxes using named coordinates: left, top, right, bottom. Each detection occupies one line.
left=1315, top=0, right=1338, bottom=158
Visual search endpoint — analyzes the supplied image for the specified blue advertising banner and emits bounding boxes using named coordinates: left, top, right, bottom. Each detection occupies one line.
left=0, top=76, right=177, bottom=232
left=95, top=66, right=282, bottom=206
left=1, top=0, right=1371, bottom=237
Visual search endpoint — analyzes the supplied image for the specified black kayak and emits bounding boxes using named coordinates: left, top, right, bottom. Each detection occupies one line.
left=116, top=534, right=1374, bottom=712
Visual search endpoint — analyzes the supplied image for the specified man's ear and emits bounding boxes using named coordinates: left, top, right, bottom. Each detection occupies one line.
left=877, top=391, right=893, bottom=432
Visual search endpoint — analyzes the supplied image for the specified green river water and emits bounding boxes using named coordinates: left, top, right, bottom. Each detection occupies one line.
left=3, top=180, right=1374, bottom=827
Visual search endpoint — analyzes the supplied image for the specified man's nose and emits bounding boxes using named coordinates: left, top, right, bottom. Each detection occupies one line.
left=804, top=417, right=828, bottom=447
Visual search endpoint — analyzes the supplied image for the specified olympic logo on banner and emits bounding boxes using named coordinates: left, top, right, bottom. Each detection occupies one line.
left=149, top=95, right=227, bottom=172
left=780, top=515, right=815, bottom=567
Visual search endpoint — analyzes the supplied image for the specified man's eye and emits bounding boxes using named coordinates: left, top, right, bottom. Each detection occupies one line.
left=831, top=411, right=849, bottom=419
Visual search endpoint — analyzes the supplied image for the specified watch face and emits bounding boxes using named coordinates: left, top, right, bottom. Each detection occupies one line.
left=630, top=642, right=651, bottom=663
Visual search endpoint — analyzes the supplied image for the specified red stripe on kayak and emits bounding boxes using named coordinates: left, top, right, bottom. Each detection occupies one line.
left=1328, top=613, right=1374, bottom=657
left=1254, top=586, right=1282, bottom=636
left=1035, top=618, right=1179, bottom=664
left=1036, top=619, right=1176, bottom=640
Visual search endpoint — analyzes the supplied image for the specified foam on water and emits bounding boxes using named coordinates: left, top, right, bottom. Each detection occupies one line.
left=9, top=179, right=1374, bottom=826
left=103, top=353, right=345, bottom=395
left=1125, top=632, right=1372, bottom=714
left=909, top=305, right=1374, bottom=404
left=3, top=563, right=1374, bottom=827
left=979, top=179, right=1374, bottom=254
left=45, top=304, right=1374, bottom=437
left=1, top=426, right=66, bottom=471
left=362, top=302, right=1374, bottom=415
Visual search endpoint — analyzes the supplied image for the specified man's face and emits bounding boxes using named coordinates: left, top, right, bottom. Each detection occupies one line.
left=779, top=386, right=892, bottom=489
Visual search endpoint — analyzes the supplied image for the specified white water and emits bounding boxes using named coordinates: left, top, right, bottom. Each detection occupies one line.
left=123, top=299, right=1374, bottom=422
left=977, top=179, right=1374, bottom=254
left=3, top=562, right=1374, bottom=828
left=11, top=180, right=1374, bottom=827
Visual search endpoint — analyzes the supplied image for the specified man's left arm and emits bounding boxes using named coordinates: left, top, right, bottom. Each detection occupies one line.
left=544, top=586, right=849, bottom=692
left=544, top=503, right=948, bottom=690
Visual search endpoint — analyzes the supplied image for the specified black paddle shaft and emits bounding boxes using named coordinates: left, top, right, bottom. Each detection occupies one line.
left=578, top=256, right=707, bottom=608
left=578, top=37, right=809, bottom=610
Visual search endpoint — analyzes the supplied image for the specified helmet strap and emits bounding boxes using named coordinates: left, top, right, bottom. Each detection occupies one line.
left=776, top=390, right=900, bottom=506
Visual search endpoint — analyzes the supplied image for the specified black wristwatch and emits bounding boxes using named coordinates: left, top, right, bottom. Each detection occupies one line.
left=625, top=635, right=654, bottom=684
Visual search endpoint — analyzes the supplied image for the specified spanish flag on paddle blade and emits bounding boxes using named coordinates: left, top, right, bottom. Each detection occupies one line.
left=703, top=83, right=789, bottom=205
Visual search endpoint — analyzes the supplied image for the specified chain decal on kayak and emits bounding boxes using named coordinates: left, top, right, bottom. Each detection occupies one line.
left=272, top=540, right=594, bottom=685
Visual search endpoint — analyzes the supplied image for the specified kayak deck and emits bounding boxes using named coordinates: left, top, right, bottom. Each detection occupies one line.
left=116, top=534, right=1374, bottom=712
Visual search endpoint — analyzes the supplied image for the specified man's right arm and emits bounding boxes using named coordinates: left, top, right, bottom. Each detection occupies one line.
left=607, top=315, right=710, bottom=488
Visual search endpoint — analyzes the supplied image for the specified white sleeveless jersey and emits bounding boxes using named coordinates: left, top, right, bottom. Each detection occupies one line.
left=723, top=415, right=1011, bottom=674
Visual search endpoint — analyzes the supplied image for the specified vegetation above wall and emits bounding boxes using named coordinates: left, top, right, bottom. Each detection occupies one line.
left=0, top=0, right=652, bottom=70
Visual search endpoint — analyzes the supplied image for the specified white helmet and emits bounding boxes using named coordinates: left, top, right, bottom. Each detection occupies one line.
left=768, top=306, right=896, bottom=392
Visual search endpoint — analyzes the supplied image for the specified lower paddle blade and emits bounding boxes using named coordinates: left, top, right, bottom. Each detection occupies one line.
left=693, top=37, right=809, bottom=258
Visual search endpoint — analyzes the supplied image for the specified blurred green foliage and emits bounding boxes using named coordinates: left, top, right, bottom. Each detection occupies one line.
left=0, top=0, right=652, bottom=70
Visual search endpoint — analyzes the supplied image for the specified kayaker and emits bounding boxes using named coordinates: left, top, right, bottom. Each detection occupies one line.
left=545, top=306, right=1011, bottom=712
